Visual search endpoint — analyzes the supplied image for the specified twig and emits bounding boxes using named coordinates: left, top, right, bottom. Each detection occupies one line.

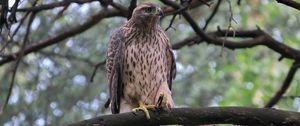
left=127, top=0, right=137, bottom=20
left=10, top=12, right=31, bottom=38
left=0, top=38, right=11, bottom=54
left=203, top=0, right=222, bottom=30
left=165, top=6, right=188, bottom=31
left=165, top=14, right=177, bottom=31
left=265, top=60, right=300, bottom=108
left=220, top=0, right=237, bottom=56
left=9, top=0, right=37, bottom=40
left=160, top=0, right=217, bottom=43
left=278, top=55, right=284, bottom=61
left=52, top=4, right=70, bottom=21
left=90, top=60, right=106, bottom=82
left=8, top=0, right=20, bottom=23
left=1, top=12, right=36, bottom=113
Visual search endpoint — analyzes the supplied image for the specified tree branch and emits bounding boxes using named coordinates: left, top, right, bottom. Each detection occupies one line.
left=16, top=0, right=99, bottom=12
left=162, top=0, right=214, bottom=15
left=0, top=0, right=9, bottom=31
left=90, top=60, right=106, bottom=82
left=165, top=6, right=188, bottom=31
left=0, top=8, right=123, bottom=66
left=0, top=0, right=213, bottom=66
left=265, top=60, right=300, bottom=108
left=276, top=0, right=300, bottom=11
left=172, top=29, right=300, bottom=61
left=8, top=0, right=20, bottom=23
left=127, top=0, right=137, bottom=20
left=1, top=12, right=36, bottom=113
left=67, top=107, right=300, bottom=126
left=203, top=0, right=222, bottom=30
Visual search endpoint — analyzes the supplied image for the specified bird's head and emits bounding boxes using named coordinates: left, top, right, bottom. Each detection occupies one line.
left=131, top=3, right=164, bottom=21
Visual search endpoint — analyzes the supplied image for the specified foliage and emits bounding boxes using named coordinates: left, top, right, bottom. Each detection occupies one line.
left=0, top=0, right=300, bottom=125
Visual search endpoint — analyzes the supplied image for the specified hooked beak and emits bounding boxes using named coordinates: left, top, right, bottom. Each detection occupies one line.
left=155, top=8, right=164, bottom=17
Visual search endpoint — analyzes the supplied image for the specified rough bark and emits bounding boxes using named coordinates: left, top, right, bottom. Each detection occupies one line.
left=66, top=107, right=300, bottom=126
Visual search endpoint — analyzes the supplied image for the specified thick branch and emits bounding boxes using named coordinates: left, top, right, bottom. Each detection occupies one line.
left=67, top=107, right=300, bottom=126
left=0, top=9, right=123, bottom=66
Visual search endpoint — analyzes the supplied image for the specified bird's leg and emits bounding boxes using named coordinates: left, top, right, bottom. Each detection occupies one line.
left=132, top=101, right=155, bottom=119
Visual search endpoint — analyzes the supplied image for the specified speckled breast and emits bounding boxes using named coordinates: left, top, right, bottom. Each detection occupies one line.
left=122, top=30, right=168, bottom=106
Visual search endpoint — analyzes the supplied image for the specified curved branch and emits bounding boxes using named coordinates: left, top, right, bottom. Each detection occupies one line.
left=203, top=0, right=222, bottom=30
left=265, top=61, right=300, bottom=108
left=90, top=60, right=106, bottom=82
left=67, top=107, right=300, bottom=126
left=172, top=29, right=300, bottom=61
left=276, top=0, right=300, bottom=11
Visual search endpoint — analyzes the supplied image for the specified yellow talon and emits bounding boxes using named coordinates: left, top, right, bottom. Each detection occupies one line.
left=132, top=101, right=155, bottom=119
left=157, top=93, right=167, bottom=108
left=132, top=93, right=169, bottom=119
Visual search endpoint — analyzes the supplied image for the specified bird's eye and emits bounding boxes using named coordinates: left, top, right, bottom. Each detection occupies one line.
left=145, top=7, right=153, bottom=13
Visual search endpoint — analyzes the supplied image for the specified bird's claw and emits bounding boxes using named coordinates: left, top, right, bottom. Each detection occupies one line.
left=156, top=93, right=174, bottom=113
left=132, top=93, right=171, bottom=119
left=156, top=93, right=167, bottom=109
left=132, top=101, right=155, bottom=119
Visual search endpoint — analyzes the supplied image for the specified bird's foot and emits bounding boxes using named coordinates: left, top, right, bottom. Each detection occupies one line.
left=132, top=101, right=155, bottom=119
left=156, top=93, right=167, bottom=108
left=156, top=93, right=174, bottom=112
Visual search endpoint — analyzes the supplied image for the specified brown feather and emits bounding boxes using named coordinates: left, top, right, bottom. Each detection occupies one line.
left=106, top=29, right=125, bottom=113
left=106, top=3, right=176, bottom=114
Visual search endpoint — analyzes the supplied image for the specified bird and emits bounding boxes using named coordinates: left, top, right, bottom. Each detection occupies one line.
left=105, top=2, right=176, bottom=119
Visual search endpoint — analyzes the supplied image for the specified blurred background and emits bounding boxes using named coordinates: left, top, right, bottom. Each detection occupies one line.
left=1, top=0, right=300, bottom=125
